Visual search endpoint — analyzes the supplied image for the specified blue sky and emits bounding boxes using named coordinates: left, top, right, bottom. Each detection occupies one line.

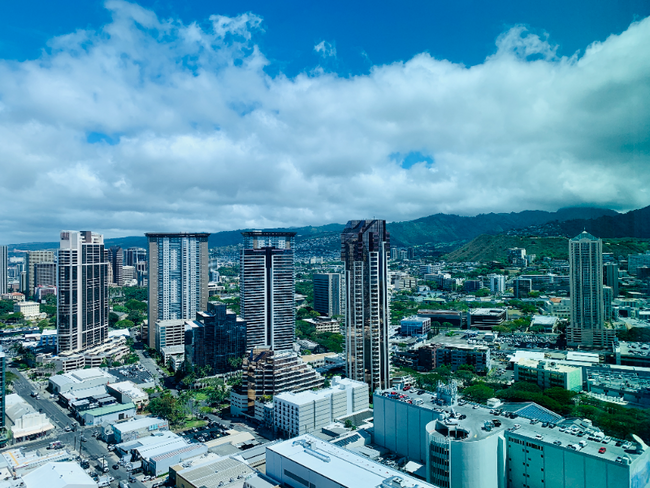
left=2, top=0, right=648, bottom=75
left=0, top=1, right=649, bottom=243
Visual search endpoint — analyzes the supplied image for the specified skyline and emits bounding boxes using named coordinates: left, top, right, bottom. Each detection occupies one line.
left=0, top=1, right=649, bottom=244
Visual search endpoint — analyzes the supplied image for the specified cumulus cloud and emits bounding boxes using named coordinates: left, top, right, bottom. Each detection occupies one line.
left=314, top=40, right=337, bottom=58
left=0, top=2, right=649, bottom=243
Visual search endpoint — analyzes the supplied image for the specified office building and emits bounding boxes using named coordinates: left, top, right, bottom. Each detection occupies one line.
left=567, top=231, right=615, bottom=348
left=0, top=245, right=7, bottom=295
left=240, top=348, right=323, bottom=409
left=106, top=245, right=123, bottom=286
left=508, top=247, right=527, bottom=266
left=33, top=262, right=56, bottom=289
left=266, top=434, right=437, bottom=488
left=603, top=286, right=613, bottom=321
left=273, top=377, right=369, bottom=437
left=146, top=233, right=210, bottom=349
left=313, top=273, right=345, bottom=317
left=436, top=344, right=492, bottom=372
left=240, top=231, right=296, bottom=351
left=154, top=319, right=185, bottom=351
left=400, top=316, right=431, bottom=336
left=124, top=247, right=147, bottom=267
left=464, top=279, right=482, bottom=293
left=603, top=262, right=619, bottom=298
left=122, top=265, right=136, bottom=283
left=302, top=316, right=341, bottom=334
left=488, top=274, right=505, bottom=294
left=514, top=359, right=583, bottom=391
left=341, top=220, right=390, bottom=391
left=14, top=301, right=42, bottom=320
left=469, top=308, right=506, bottom=329
left=513, top=278, right=532, bottom=298
left=57, top=231, right=109, bottom=353
left=191, top=302, right=247, bottom=373
left=628, top=251, right=650, bottom=276
left=26, top=250, right=55, bottom=298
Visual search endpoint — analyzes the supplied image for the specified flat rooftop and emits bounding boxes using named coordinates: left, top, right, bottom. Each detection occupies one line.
left=267, top=434, right=436, bottom=488
left=516, top=359, right=581, bottom=373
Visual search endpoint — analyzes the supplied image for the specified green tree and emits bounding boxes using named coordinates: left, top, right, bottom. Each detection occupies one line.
left=125, top=299, right=147, bottom=312
left=462, top=383, right=495, bottom=404
left=115, top=319, right=134, bottom=329
left=148, top=393, right=185, bottom=425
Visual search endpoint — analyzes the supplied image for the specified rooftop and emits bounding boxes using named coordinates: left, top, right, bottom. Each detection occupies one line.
left=516, top=358, right=581, bottom=374
left=113, top=417, right=167, bottom=433
left=82, top=402, right=136, bottom=417
left=22, top=462, right=96, bottom=488
left=275, top=377, right=367, bottom=406
left=267, top=434, right=436, bottom=488
left=175, top=455, right=255, bottom=488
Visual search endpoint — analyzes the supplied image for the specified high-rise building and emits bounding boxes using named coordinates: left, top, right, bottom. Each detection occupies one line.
left=106, top=246, right=124, bottom=286
left=628, top=251, right=650, bottom=276
left=313, top=273, right=345, bottom=317
left=124, top=247, right=147, bottom=267
left=240, top=231, right=296, bottom=352
left=190, top=302, right=247, bottom=373
left=341, top=220, right=390, bottom=391
left=57, top=231, right=109, bottom=353
left=0, top=346, right=5, bottom=429
left=603, top=262, right=619, bottom=298
left=603, top=285, right=613, bottom=321
left=567, top=231, right=615, bottom=348
left=488, top=274, right=505, bottom=294
left=0, top=246, right=7, bottom=295
left=34, top=262, right=56, bottom=288
left=145, top=233, right=210, bottom=349
left=26, top=250, right=55, bottom=298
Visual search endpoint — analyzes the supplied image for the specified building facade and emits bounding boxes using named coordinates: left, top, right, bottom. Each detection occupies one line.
left=191, top=302, right=247, bottom=373
left=313, top=273, right=345, bottom=317
left=240, top=231, right=296, bottom=352
left=154, top=319, right=185, bottom=351
left=26, top=250, right=55, bottom=297
left=341, top=220, right=390, bottom=391
left=603, top=262, right=619, bottom=298
left=57, top=231, right=109, bottom=353
left=124, top=247, right=147, bottom=267
left=567, top=231, right=614, bottom=348
left=0, top=246, right=7, bottom=295
left=106, top=246, right=123, bottom=286
left=514, top=359, right=583, bottom=391
left=33, top=262, right=56, bottom=289
left=400, top=316, right=431, bottom=336
left=145, top=233, right=209, bottom=349
left=273, top=377, right=369, bottom=437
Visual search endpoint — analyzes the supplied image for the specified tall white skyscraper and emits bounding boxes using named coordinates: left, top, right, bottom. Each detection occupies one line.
left=488, top=274, right=506, bottom=294
left=341, top=220, right=390, bottom=391
left=146, top=233, right=210, bottom=349
left=57, top=231, right=109, bottom=353
left=0, top=246, right=7, bottom=295
left=567, top=231, right=615, bottom=348
left=240, top=231, right=296, bottom=351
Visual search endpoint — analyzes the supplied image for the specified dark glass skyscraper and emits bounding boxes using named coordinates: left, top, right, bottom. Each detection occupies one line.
left=106, top=245, right=124, bottom=286
left=313, top=273, right=344, bottom=317
left=341, top=220, right=390, bottom=391
left=57, top=231, right=109, bottom=353
left=240, top=231, right=296, bottom=351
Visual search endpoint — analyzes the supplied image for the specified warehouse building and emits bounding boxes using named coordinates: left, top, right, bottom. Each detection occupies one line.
left=111, top=417, right=169, bottom=443
left=266, top=435, right=437, bottom=488
left=48, top=368, right=116, bottom=394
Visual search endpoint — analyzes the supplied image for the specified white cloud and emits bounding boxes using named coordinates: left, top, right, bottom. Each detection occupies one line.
left=314, top=40, right=337, bottom=58
left=0, top=3, right=649, bottom=243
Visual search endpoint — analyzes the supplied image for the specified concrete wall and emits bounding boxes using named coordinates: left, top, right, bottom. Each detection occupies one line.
left=373, top=393, right=441, bottom=464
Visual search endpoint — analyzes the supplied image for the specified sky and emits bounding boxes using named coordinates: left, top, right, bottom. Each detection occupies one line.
left=0, top=0, right=649, bottom=244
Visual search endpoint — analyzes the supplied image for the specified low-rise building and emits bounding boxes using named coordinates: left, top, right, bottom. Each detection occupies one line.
left=21, top=462, right=97, bottom=488
left=5, top=394, right=55, bottom=442
left=614, top=341, right=650, bottom=368
left=155, top=319, right=185, bottom=351
left=545, top=297, right=571, bottom=319
left=13, top=301, right=43, bottom=320
left=417, top=310, right=463, bottom=328
left=469, top=308, right=506, bottom=329
left=81, top=402, right=136, bottom=426
left=436, top=344, right=491, bottom=372
left=302, top=317, right=341, bottom=334
left=1, top=448, right=71, bottom=476
left=38, top=336, right=130, bottom=373
left=266, top=434, right=437, bottom=488
left=530, top=315, right=559, bottom=332
left=112, top=417, right=169, bottom=443
left=107, top=381, right=149, bottom=409
left=514, top=359, right=583, bottom=392
left=400, top=316, right=431, bottom=336
left=273, top=377, right=369, bottom=437
left=48, top=368, right=116, bottom=394
left=170, top=453, right=262, bottom=488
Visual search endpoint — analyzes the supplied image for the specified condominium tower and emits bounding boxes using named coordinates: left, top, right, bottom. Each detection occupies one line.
left=26, top=250, right=55, bottom=296
left=57, top=231, right=109, bottom=353
left=106, top=246, right=124, bottom=286
left=240, top=231, right=296, bottom=351
left=341, top=220, right=390, bottom=391
left=145, top=233, right=209, bottom=349
left=0, top=246, right=6, bottom=295
left=567, top=231, right=614, bottom=348
left=313, top=273, right=345, bottom=317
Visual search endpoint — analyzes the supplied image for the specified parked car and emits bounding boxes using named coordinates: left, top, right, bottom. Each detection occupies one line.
left=599, top=447, right=606, bottom=454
